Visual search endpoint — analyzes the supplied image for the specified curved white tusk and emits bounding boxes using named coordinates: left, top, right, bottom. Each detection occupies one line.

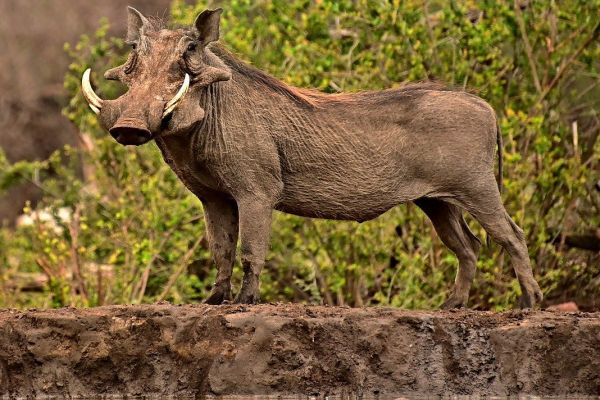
left=81, top=68, right=103, bottom=114
left=163, top=73, right=190, bottom=118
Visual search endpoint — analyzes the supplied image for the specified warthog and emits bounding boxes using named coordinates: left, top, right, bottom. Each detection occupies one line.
left=82, top=7, right=543, bottom=307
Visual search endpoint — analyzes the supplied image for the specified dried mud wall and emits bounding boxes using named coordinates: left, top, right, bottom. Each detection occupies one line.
left=0, top=304, right=598, bottom=398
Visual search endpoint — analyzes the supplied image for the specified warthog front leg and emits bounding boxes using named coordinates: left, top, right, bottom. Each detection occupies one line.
left=202, top=197, right=239, bottom=305
left=234, top=197, right=273, bottom=304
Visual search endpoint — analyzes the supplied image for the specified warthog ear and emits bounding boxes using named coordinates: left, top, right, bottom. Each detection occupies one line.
left=194, top=8, right=223, bottom=46
left=126, top=6, right=150, bottom=44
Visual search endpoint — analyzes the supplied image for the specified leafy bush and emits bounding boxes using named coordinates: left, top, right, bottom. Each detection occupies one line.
left=1, top=0, right=598, bottom=309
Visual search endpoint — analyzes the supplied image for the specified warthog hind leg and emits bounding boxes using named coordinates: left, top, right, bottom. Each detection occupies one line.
left=415, top=198, right=481, bottom=309
left=458, top=177, right=543, bottom=308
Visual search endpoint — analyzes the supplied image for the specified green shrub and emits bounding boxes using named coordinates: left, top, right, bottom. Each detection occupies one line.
left=1, top=0, right=598, bottom=309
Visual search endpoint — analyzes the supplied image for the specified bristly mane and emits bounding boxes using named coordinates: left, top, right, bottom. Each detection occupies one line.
left=171, top=17, right=458, bottom=109
left=162, top=17, right=458, bottom=107
left=209, top=43, right=457, bottom=109
left=210, top=44, right=323, bottom=107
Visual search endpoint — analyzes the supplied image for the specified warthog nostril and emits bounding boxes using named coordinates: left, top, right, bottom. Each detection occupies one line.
left=109, top=118, right=152, bottom=146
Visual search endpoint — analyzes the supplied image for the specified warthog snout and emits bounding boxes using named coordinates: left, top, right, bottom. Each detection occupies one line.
left=109, top=117, right=152, bottom=146
left=81, top=68, right=191, bottom=146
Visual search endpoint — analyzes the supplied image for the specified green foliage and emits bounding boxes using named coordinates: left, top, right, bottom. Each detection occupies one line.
left=1, top=0, right=598, bottom=309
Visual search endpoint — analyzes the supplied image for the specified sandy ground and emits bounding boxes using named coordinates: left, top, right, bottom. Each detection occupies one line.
left=0, top=303, right=598, bottom=398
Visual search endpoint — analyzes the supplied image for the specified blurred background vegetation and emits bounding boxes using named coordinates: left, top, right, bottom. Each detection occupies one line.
left=0, top=0, right=598, bottom=310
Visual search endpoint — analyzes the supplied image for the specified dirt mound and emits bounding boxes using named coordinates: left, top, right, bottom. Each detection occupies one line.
left=0, top=304, right=598, bottom=398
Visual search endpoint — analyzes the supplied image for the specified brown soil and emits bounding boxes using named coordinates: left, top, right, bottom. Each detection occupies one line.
left=0, top=304, right=598, bottom=398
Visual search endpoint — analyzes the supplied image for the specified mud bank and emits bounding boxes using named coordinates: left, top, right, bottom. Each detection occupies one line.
left=0, top=304, right=598, bottom=398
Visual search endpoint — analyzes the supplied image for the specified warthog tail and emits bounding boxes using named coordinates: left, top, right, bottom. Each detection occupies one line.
left=496, top=118, right=504, bottom=194
left=486, top=118, right=505, bottom=247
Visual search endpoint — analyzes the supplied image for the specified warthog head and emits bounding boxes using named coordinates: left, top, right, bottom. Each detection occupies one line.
left=82, top=7, right=231, bottom=145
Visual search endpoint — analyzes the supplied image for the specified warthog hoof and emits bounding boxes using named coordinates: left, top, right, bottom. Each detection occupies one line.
left=441, top=293, right=468, bottom=310
left=234, top=289, right=260, bottom=304
left=519, top=281, right=544, bottom=309
left=204, top=284, right=232, bottom=305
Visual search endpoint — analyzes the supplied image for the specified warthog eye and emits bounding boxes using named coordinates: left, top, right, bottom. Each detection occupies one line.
left=186, top=42, right=197, bottom=52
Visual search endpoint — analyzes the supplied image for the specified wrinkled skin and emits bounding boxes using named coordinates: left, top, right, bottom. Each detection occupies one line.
left=88, top=7, right=543, bottom=307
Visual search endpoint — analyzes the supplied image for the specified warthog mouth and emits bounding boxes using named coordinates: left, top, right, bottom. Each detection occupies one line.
left=109, top=118, right=153, bottom=146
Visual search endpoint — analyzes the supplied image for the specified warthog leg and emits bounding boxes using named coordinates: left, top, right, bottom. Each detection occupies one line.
left=457, top=176, right=543, bottom=308
left=415, top=198, right=481, bottom=309
left=203, top=197, right=239, bottom=305
left=234, top=197, right=273, bottom=304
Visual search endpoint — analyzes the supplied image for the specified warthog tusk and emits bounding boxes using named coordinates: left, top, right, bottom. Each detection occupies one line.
left=81, top=68, right=103, bottom=114
left=163, top=73, right=190, bottom=118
